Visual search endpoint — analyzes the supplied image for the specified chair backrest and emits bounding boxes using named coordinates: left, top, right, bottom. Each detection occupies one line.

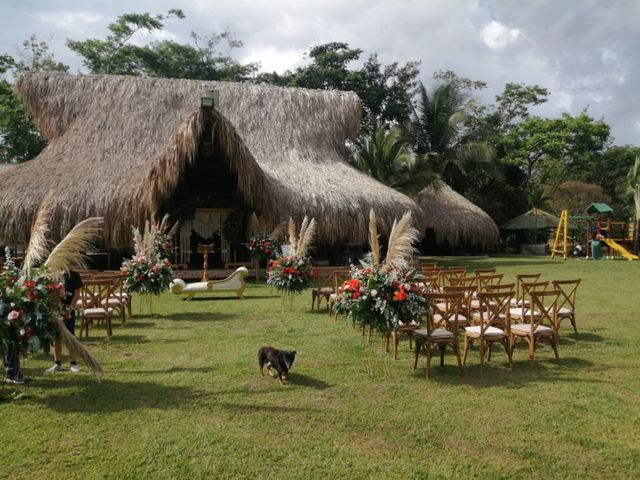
left=440, top=267, right=468, bottom=285
left=423, top=291, right=465, bottom=333
left=332, top=269, right=350, bottom=291
left=421, top=266, right=443, bottom=278
left=516, top=273, right=541, bottom=304
left=528, top=290, right=560, bottom=333
left=551, top=279, right=581, bottom=314
left=485, top=283, right=516, bottom=294
left=442, top=285, right=476, bottom=316
left=312, top=267, right=337, bottom=290
left=420, top=262, right=439, bottom=269
left=521, top=281, right=550, bottom=310
left=94, top=273, right=126, bottom=300
left=474, top=268, right=497, bottom=276
left=477, top=273, right=504, bottom=293
left=78, top=279, right=113, bottom=310
left=477, top=290, right=514, bottom=333
left=449, top=275, right=477, bottom=287
left=419, top=273, right=441, bottom=293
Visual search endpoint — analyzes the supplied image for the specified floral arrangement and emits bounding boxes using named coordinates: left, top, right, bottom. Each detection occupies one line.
left=333, top=210, right=424, bottom=334
left=121, top=214, right=176, bottom=296
left=121, top=255, right=173, bottom=295
left=266, top=255, right=314, bottom=294
left=246, top=234, right=281, bottom=262
left=266, top=216, right=316, bottom=294
left=333, top=264, right=424, bottom=333
left=0, top=258, right=66, bottom=355
left=0, top=195, right=104, bottom=375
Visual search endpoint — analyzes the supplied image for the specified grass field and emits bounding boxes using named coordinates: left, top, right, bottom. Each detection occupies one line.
left=1, top=256, right=639, bottom=479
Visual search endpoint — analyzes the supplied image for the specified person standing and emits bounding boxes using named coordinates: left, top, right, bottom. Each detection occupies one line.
left=45, top=270, right=83, bottom=373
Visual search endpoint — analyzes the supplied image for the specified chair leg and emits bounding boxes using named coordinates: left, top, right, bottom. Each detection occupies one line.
left=528, top=337, right=535, bottom=369
left=463, top=336, right=471, bottom=365
left=451, top=341, right=464, bottom=376
left=479, top=341, right=485, bottom=377
left=571, top=314, right=578, bottom=334
left=413, top=340, right=421, bottom=370
left=425, top=343, right=433, bottom=379
left=106, top=316, right=113, bottom=340
left=439, top=345, right=446, bottom=367
left=392, top=331, right=399, bottom=360
left=487, top=343, right=493, bottom=362
left=503, top=338, right=513, bottom=368
left=550, top=333, right=560, bottom=360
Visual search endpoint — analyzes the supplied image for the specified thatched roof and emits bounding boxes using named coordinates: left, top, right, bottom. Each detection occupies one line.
left=0, top=72, right=421, bottom=247
left=502, top=208, right=560, bottom=230
left=414, top=182, right=499, bottom=247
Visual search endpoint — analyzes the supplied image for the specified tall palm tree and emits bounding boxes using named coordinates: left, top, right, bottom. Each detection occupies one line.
left=411, top=81, right=494, bottom=191
left=627, top=155, right=640, bottom=224
left=349, top=126, right=437, bottom=196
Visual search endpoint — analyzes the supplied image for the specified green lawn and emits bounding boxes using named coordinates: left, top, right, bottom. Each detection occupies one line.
left=2, top=256, right=639, bottom=479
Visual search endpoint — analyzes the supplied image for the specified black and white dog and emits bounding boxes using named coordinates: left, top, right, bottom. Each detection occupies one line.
left=258, top=346, right=296, bottom=384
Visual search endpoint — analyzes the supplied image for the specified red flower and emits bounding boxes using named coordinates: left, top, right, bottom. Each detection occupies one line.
left=394, top=287, right=407, bottom=302
left=310, top=270, right=317, bottom=278
left=24, top=279, right=36, bottom=289
left=351, top=290, right=362, bottom=299
left=348, top=278, right=361, bottom=291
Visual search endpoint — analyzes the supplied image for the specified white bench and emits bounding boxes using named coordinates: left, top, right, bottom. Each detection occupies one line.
left=170, top=267, right=249, bottom=300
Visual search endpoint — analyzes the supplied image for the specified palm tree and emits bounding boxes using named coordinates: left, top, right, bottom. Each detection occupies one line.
left=349, top=126, right=437, bottom=196
left=627, top=156, right=640, bottom=224
left=411, top=81, right=494, bottom=191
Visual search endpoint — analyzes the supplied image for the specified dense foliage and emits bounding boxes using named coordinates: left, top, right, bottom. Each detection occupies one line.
left=333, top=265, right=424, bottom=334
left=0, top=249, right=66, bottom=356
left=245, top=235, right=281, bottom=262
left=266, top=256, right=314, bottom=294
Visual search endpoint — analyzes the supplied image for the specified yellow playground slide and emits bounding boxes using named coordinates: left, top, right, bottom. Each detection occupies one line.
left=603, top=237, right=639, bottom=260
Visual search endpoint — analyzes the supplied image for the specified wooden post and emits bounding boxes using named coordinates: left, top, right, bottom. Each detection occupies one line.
left=197, top=243, right=215, bottom=282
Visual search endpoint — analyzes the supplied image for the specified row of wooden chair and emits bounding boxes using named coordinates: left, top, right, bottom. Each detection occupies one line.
left=74, top=270, right=131, bottom=340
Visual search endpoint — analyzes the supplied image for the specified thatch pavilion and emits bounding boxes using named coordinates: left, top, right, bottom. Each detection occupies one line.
left=0, top=73, right=425, bottom=265
left=415, top=182, right=499, bottom=251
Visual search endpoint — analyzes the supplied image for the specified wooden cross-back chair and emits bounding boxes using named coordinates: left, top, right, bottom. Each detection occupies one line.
left=552, top=279, right=581, bottom=333
left=510, top=280, right=549, bottom=321
left=418, top=273, right=441, bottom=293
left=311, top=267, right=338, bottom=311
left=413, top=291, right=465, bottom=378
left=514, top=273, right=542, bottom=307
left=463, top=290, right=514, bottom=376
left=509, top=289, right=561, bottom=368
left=442, top=285, right=476, bottom=323
left=77, top=279, right=114, bottom=340
left=449, top=275, right=478, bottom=288
left=440, top=267, right=468, bottom=287
left=93, top=272, right=128, bottom=325
left=476, top=273, right=504, bottom=293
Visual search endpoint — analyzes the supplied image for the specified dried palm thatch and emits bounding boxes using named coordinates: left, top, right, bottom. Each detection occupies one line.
left=0, top=73, right=422, bottom=247
left=414, top=182, right=499, bottom=248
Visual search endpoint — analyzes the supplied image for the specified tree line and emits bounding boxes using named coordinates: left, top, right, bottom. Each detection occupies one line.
left=1, top=9, right=639, bottom=225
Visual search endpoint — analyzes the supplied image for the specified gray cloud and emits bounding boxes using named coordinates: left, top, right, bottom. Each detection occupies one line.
left=1, top=0, right=637, bottom=144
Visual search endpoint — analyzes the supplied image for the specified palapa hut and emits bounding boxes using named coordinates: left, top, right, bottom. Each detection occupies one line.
left=415, top=182, right=499, bottom=251
left=0, top=72, right=421, bottom=266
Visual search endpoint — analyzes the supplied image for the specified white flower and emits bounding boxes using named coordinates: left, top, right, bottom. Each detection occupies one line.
left=371, top=289, right=378, bottom=297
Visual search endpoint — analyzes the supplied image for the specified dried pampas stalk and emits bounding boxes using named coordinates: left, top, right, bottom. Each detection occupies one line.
left=143, top=219, right=155, bottom=256
left=384, top=211, right=419, bottom=274
left=287, top=218, right=297, bottom=254
left=368, top=209, right=381, bottom=268
left=296, top=217, right=317, bottom=258
left=249, top=212, right=261, bottom=237
left=132, top=226, right=144, bottom=256
left=45, top=217, right=104, bottom=276
left=22, top=194, right=54, bottom=276
left=57, top=321, right=103, bottom=377
left=269, top=221, right=286, bottom=242
left=297, top=217, right=310, bottom=256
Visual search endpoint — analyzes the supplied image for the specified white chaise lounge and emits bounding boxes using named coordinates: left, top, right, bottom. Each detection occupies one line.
left=170, top=267, right=249, bottom=300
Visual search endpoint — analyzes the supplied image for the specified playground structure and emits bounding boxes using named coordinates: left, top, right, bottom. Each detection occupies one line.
left=551, top=203, right=639, bottom=260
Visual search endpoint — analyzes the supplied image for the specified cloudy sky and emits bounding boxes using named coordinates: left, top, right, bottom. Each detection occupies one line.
left=2, top=0, right=638, bottom=145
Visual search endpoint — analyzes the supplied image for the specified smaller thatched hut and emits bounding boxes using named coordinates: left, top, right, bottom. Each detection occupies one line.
left=414, top=182, right=499, bottom=250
